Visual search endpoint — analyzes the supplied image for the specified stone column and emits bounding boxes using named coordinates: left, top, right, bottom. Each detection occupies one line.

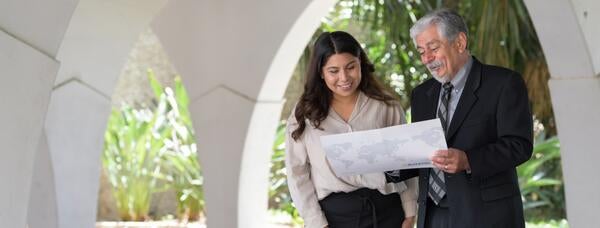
left=525, top=0, right=600, bottom=226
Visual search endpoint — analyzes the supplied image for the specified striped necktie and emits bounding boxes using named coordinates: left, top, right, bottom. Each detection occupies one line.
left=428, top=82, right=453, bottom=204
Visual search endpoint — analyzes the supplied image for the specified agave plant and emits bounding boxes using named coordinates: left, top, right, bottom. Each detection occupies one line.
left=102, top=97, right=170, bottom=221
left=147, top=70, right=205, bottom=221
left=102, top=69, right=204, bottom=221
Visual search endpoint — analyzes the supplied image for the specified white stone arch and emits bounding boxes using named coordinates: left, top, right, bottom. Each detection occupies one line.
left=524, top=1, right=600, bottom=227
left=41, top=1, right=168, bottom=228
left=0, top=31, right=59, bottom=228
left=151, top=0, right=336, bottom=227
left=1, top=0, right=76, bottom=227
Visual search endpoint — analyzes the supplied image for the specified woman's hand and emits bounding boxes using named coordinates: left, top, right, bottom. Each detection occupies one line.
left=402, top=216, right=415, bottom=228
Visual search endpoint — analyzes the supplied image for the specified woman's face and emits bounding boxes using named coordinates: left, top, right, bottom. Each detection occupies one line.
left=321, top=53, right=362, bottom=99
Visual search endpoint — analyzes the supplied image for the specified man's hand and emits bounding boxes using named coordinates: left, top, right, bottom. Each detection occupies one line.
left=431, top=148, right=470, bottom=173
left=402, top=216, right=415, bottom=228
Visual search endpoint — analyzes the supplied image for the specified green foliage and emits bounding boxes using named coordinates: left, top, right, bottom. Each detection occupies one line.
left=319, top=0, right=431, bottom=109
left=519, top=137, right=565, bottom=221
left=269, top=122, right=304, bottom=225
left=526, top=219, right=569, bottom=228
left=316, top=0, right=554, bottom=132
left=102, top=100, right=168, bottom=221
left=458, top=0, right=555, bottom=134
left=102, top=70, right=204, bottom=221
left=147, top=71, right=205, bottom=221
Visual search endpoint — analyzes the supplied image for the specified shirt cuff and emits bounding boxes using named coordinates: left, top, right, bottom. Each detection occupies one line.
left=305, top=213, right=328, bottom=228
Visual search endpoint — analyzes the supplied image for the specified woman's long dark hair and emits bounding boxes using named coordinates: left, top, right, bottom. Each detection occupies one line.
left=291, top=31, right=397, bottom=140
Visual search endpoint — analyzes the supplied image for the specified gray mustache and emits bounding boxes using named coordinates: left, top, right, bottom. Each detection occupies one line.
left=426, top=60, right=443, bottom=70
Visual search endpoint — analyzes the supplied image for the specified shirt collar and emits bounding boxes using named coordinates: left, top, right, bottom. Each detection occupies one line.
left=328, top=91, right=367, bottom=123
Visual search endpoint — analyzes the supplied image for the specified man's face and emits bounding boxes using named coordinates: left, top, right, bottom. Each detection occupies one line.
left=415, top=24, right=466, bottom=83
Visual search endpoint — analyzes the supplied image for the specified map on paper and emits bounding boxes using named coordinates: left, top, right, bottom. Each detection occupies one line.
left=320, top=119, right=447, bottom=176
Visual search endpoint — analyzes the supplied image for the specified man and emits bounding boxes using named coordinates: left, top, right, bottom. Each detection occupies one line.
left=386, top=9, right=533, bottom=228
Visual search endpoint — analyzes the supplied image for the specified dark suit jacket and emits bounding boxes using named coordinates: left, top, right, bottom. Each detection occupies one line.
left=408, top=58, right=533, bottom=228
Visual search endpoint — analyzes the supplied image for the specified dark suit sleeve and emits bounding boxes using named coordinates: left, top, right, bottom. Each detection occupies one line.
left=385, top=169, right=419, bottom=183
left=467, top=73, right=533, bottom=178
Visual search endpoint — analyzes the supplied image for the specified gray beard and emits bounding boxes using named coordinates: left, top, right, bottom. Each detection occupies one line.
left=431, top=72, right=451, bottom=83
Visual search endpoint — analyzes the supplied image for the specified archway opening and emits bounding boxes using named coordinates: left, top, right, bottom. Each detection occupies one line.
left=266, top=0, right=565, bottom=227
left=96, top=28, right=206, bottom=227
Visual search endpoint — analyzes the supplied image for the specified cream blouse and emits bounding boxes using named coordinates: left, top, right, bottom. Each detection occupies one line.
left=285, top=92, right=418, bottom=228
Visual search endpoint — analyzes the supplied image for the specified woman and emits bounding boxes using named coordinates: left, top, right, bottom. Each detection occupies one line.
left=285, top=31, right=418, bottom=228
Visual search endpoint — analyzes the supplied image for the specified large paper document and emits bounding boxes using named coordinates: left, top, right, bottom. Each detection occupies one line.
left=320, top=119, right=447, bottom=176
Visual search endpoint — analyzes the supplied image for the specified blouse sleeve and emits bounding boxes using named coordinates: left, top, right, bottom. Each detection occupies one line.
left=284, top=117, right=328, bottom=228
left=386, top=100, right=407, bottom=126
left=399, top=177, right=419, bottom=217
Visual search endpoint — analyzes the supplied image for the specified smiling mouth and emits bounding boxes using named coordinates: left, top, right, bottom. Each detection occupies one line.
left=429, top=65, right=442, bottom=72
left=427, top=61, right=443, bottom=72
left=337, top=82, right=352, bottom=89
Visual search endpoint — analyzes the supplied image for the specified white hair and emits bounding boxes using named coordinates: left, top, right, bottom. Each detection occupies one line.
left=409, top=9, right=469, bottom=45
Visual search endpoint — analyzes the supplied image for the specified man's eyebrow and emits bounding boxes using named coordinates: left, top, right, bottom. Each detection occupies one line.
left=427, top=41, right=441, bottom=47
left=417, top=41, right=440, bottom=50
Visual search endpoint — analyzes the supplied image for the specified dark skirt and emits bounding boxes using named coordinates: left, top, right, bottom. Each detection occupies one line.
left=318, top=188, right=405, bottom=228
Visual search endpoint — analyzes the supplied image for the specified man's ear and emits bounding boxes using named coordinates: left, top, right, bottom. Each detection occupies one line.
left=456, top=32, right=468, bottom=53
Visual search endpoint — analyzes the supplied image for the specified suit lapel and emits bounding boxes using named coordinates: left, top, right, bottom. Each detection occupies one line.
left=425, top=82, right=441, bottom=120
left=447, top=59, right=482, bottom=140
